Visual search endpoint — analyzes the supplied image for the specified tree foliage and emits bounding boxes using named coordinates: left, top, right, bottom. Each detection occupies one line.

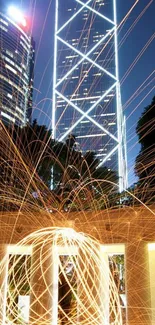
left=9, top=119, right=54, bottom=187
left=0, top=121, right=118, bottom=211
left=135, top=96, right=155, bottom=192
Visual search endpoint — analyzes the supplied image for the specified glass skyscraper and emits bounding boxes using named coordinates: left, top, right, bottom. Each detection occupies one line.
left=0, top=11, right=35, bottom=126
left=53, top=0, right=128, bottom=191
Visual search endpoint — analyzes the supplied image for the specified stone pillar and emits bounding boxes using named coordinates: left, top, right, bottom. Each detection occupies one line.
left=77, top=244, right=110, bottom=325
left=100, top=246, right=110, bottom=325
left=77, top=246, right=98, bottom=324
left=30, top=243, right=57, bottom=325
left=0, top=244, right=8, bottom=325
left=148, top=245, right=155, bottom=324
left=125, top=240, right=151, bottom=325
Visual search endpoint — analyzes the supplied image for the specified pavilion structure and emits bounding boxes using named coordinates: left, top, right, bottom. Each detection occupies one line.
left=0, top=206, right=155, bottom=325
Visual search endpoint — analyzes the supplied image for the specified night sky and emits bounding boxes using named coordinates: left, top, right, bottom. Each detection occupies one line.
left=2, top=0, right=155, bottom=185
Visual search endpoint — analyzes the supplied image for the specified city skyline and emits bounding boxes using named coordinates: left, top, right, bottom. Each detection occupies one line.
left=1, top=0, right=155, bottom=186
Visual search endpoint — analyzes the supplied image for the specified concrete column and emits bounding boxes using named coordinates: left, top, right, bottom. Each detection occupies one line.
left=125, top=240, right=151, bottom=325
left=0, top=244, right=8, bottom=325
left=148, top=244, right=155, bottom=324
left=30, top=243, right=57, bottom=325
left=100, top=246, right=110, bottom=325
left=77, top=246, right=98, bottom=324
left=77, top=244, right=110, bottom=325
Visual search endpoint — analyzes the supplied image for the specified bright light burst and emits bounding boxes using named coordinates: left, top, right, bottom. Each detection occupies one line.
left=0, top=114, right=154, bottom=325
left=8, top=6, right=27, bottom=27
left=1, top=228, right=122, bottom=325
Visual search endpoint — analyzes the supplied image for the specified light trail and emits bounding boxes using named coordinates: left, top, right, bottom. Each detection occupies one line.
left=1, top=228, right=122, bottom=325
left=123, top=70, right=155, bottom=110
left=118, top=0, right=153, bottom=49
left=121, top=33, right=155, bottom=85
left=1, top=2, right=155, bottom=320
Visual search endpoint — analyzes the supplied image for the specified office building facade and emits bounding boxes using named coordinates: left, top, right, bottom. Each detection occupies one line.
left=52, top=0, right=128, bottom=191
left=0, top=11, right=35, bottom=126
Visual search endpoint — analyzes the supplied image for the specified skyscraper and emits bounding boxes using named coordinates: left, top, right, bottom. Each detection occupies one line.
left=0, top=9, right=35, bottom=126
left=52, top=0, right=128, bottom=191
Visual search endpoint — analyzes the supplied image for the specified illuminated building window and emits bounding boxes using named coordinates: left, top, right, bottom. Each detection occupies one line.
left=108, top=122, right=116, bottom=126
left=5, top=64, right=17, bottom=74
left=96, top=153, right=107, bottom=156
left=93, top=73, right=101, bottom=76
left=0, top=18, right=8, bottom=25
left=7, top=93, right=12, bottom=99
left=80, top=120, right=89, bottom=124
left=20, top=41, right=29, bottom=52
left=20, top=35, right=30, bottom=48
left=1, top=111, right=15, bottom=123
left=16, top=106, right=24, bottom=115
left=0, top=74, right=25, bottom=95
left=6, top=49, right=14, bottom=57
left=0, top=24, right=8, bottom=31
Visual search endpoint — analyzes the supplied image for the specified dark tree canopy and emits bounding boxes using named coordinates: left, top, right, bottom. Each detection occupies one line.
left=135, top=96, right=155, bottom=192
left=136, top=96, right=155, bottom=148
left=0, top=120, right=118, bottom=211
left=65, top=134, right=76, bottom=150
left=10, top=120, right=54, bottom=188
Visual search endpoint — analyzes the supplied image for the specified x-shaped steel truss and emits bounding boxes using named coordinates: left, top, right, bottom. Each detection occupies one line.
left=52, top=0, right=128, bottom=191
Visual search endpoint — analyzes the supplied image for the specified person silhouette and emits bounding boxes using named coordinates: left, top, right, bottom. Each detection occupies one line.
left=58, top=271, right=72, bottom=325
